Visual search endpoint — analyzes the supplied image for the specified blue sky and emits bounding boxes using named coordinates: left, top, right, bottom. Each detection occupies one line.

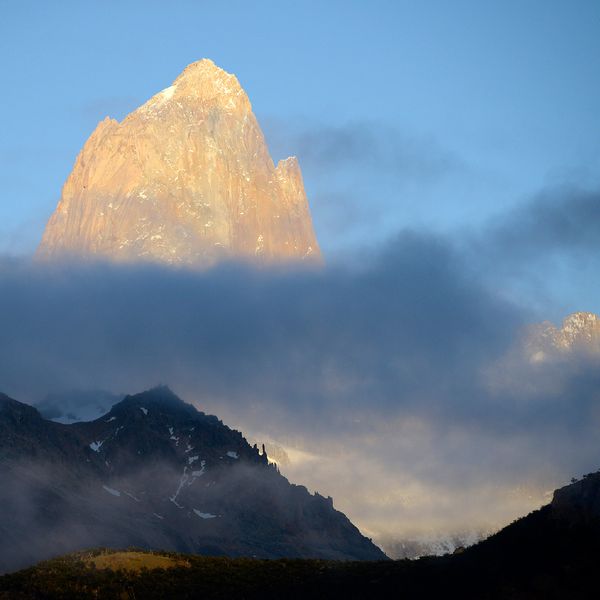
left=1, top=0, right=599, bottom=311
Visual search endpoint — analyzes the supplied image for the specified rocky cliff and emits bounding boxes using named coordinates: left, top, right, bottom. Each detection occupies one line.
left=37, top=59, right=321, bottom=267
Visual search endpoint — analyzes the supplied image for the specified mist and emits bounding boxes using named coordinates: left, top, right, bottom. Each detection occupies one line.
left=2, top=205, right=600, bottom=547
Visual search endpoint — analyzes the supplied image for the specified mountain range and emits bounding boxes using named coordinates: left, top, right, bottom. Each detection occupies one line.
left=0, top=386, right=385, bottom=573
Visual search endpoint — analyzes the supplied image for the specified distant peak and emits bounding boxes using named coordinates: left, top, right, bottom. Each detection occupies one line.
left=563, top=312, right=599, bottom=327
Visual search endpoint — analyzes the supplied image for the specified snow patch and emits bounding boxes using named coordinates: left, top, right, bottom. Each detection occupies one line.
left=102, top=485, right=121, bottom=497
left=192, top=460, right=206, bottom=478
left=140, top=407, right=148, bottom=415
left=90, top=440, right=104, bottom=452
left=193, top=510, right=217, bottom=519
left=226, top=451, right=239, bottom=459
left=124, top=491, right=141, bottom=502
left=105, top=416, right=117, bottom=423
left=160, top=85, right=176, bottom=102
left=170, top=467, right=189, bottom=507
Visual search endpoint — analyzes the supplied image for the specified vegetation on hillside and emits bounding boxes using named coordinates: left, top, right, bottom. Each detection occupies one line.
left=2, top=505, right=600, bottom=599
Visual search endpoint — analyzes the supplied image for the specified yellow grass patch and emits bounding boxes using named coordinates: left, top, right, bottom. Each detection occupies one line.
left=87, top=551, right=190, bottom=572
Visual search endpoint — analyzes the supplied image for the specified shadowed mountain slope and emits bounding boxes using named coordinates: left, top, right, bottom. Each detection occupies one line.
left=0, top=387, right=384, bottom=573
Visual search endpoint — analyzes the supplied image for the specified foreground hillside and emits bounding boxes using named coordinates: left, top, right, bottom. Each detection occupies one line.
left=0, top=387, right=384, bottom=572
left=3, top=473, right=600, bottom=599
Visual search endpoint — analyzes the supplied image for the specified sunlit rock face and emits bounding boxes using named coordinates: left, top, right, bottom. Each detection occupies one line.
left=525, top=312, right=600, bottom=363
left=37, top=59, right=321, bottom=267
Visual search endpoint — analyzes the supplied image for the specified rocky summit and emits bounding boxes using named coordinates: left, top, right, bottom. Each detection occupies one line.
left=37, top=59, right=321, bottom=267
left=525, top=311, right=600, bottom=363
left=0, top=387, right=385, bottom=573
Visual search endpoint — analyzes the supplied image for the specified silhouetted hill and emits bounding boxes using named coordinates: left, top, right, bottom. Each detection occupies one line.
left=2, top=472, right=599, bottom=598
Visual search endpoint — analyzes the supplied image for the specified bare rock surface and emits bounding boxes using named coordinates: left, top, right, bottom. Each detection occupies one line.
left=38, top=59, right=321, bottom=267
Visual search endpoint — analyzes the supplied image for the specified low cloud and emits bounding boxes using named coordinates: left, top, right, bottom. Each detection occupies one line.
left=462, top=184, right=600, bottom=314
left=471, top=185, right=600, bottom=272
left=1, top=224, right=599, bottom=546
left=266, top=120, right=462, bottom=181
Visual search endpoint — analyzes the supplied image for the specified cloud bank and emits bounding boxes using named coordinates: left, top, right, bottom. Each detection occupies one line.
left=2, top=203, right=600, bottom=548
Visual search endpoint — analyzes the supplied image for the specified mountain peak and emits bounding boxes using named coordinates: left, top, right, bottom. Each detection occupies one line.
left=37, top=59, right=321, bottom=267
left=127, top=384, right=181, bottom=404
left=108, top=386, right=205, bottom=422
left=168, top=59, right=248, bottom=113
left=549, top=310, right=600, bottom=350
left=525, top=310, right=600, bottom=363
left=562, top=311, right=599, bottom=333
left=174, top=58, right=237, bottom=86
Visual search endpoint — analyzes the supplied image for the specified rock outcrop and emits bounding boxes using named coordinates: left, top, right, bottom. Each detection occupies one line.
left=37, top=59, right=321, bottom=267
